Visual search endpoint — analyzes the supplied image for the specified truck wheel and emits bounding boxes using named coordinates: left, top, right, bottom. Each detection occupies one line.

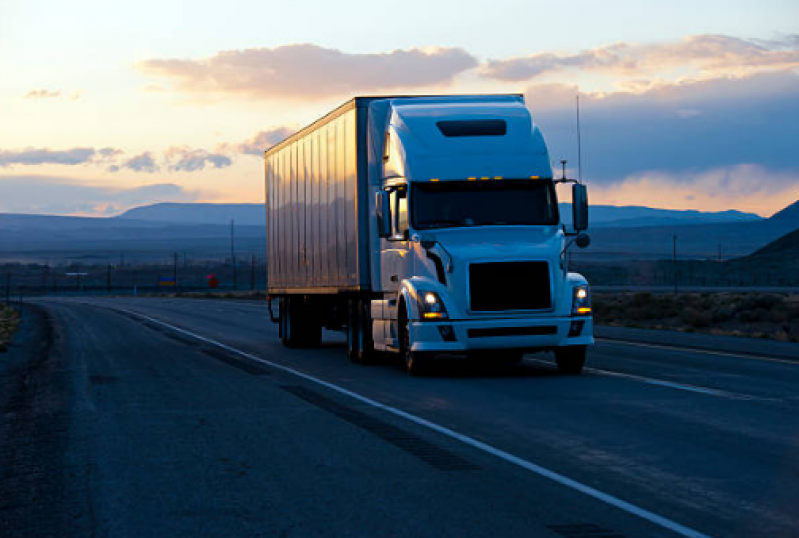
left=400, top=309, right=424, bottom=375
left=555, top=346, right=586, bottom=374
left=347, top=299, right=374, bottom=364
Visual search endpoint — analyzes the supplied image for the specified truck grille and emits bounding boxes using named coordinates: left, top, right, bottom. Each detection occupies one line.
left=469, top=262, right=551, bottom=312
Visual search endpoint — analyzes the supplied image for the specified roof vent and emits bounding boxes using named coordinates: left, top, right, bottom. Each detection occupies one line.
left=437, top=119, right=507, bottom=137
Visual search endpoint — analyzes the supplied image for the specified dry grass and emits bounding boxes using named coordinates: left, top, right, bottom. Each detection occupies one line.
left=0, top=305, right=21, bottom=352
left=594, top=292, right=799, bottom=342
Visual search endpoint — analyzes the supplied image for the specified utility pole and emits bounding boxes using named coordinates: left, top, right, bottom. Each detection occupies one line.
left=230, top=219, right=237, bottom=290
left=250, top=253, right=255, bottom=291
left=173, top=252, right=179, bottom=293
left=43, top=264, right=50, bottom=294
left=672, top=235, right=678, bottom=294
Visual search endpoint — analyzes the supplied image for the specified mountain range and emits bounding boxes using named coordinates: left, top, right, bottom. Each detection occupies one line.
left=118, top=202, right=762, bottom=229
left=0, top=200, right=795, bottom=263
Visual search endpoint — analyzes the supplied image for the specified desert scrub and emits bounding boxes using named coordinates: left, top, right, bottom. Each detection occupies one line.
left=593, top=292, right=799, bottom=342
left=0, top=305, right=20, bottom=351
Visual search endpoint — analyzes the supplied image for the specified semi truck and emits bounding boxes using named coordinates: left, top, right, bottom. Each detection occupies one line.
left=265, top=95, right=593, bottom=374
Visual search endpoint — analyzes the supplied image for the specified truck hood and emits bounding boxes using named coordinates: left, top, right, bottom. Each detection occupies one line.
left=421, top=225, right=564, bottom=262
left=416, top=225, right=568, bottom=316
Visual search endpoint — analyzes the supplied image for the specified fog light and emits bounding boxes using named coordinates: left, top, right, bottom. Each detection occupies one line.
left=438, top=325, right=457, bottom=341
left=568, top=320, right=585, bottom=337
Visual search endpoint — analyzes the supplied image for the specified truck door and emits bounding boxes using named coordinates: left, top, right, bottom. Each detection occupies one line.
left=380, top=185, right=412, bottom=345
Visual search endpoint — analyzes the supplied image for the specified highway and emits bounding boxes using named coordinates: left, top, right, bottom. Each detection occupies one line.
left=3, top=297, right=799, bottom=537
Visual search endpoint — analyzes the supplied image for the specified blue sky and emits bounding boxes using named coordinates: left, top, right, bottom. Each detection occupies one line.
left=0, top=0, right=797, bottom=216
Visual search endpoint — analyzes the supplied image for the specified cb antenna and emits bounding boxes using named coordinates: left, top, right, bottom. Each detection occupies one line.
left=576, top=94, right=583, bottom=184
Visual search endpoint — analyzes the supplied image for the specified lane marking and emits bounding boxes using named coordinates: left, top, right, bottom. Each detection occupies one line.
left=526, top=358, right=760, bottom=400
left=596, top=338, right=799, bottom=366
left=105, top=304, right=712, bottom=538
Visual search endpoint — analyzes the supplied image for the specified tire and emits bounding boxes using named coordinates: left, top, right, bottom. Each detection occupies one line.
left=400, top=308, right=424, bottom=375
left=555, top=345, right=586, bottom=374
left=347, top=299, right=374, bottom=364
left=281, top=297, right=321, bottom=348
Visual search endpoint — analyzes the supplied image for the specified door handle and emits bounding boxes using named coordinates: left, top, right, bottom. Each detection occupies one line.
left=390, top=275, right=398, bottom=282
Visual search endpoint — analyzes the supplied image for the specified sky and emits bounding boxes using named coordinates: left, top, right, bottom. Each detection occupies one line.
left=0, top=0, right=797, bottom=217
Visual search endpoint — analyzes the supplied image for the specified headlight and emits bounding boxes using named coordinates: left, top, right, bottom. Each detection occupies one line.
left=419, top=291, right=449, bottom=320
left=572, top=285, right=592, bottom=316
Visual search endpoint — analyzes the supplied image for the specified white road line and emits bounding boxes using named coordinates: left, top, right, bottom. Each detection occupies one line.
left=526, top=358, right=759, bottom=400
left=596, top=338, right=799, bottom=366
left=109, top=305, right=712, bottom=538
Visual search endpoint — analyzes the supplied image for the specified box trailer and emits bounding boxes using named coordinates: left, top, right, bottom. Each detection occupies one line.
left=265, top=95, right=593, bottom=374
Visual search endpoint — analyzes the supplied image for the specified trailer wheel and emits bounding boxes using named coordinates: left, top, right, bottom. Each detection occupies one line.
left=555, top=345, right=586, bottom=374
left=347, top=299, right=374, bottom=364
left=281, top=297, right=321, bottom=348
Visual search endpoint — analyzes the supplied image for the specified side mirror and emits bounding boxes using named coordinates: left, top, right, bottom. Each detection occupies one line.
left=575, top=233, right=590, bottom=249
left=572, top=183, right=589, bottom=232
left=377, top=191, right=391, bottom=238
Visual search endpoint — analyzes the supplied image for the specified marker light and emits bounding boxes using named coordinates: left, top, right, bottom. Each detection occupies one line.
left=572, top=285, right=592, bottom=316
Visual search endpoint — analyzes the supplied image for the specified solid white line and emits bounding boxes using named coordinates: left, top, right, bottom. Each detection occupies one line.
left=110, top=305, right=713, bottom=538
left=526, top=358, right=759, bottom=400
left=596, top=338, right=799, bottom=366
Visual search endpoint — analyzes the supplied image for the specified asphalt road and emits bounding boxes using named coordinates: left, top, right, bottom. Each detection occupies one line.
left=3, top=297, right=799, bottom=537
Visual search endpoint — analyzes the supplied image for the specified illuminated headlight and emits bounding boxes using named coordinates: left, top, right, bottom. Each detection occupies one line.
left=572, top=286, right=592, bottom=316
left=419, top=291, right=449, bottom=320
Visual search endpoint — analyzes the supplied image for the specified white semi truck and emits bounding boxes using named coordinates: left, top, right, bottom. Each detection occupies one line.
left=265, top=95, right=593, bottom=374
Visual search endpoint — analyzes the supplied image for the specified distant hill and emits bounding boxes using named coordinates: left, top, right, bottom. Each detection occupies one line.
left=119, top=201, right=760, bottom=229
left=560, top=204, right=761, bottom=228
left=768, top=199, right=799, bottom=225
left=746, top=227, right=799, bottom=259
left=118, top=203, right=264, bottom=226
left=0, top=213, right=265, bottom=264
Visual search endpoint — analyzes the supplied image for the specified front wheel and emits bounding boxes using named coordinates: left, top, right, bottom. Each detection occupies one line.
left=554, top=345, right=587, bottom=375
left=400, top=310, right=425, bottom=375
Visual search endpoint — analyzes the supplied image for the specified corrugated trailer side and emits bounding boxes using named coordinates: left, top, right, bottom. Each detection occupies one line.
left=265, top=99, right=370, bottom=294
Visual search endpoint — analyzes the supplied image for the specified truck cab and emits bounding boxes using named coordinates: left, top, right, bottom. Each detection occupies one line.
left=367, top=96, right=593, bottom=373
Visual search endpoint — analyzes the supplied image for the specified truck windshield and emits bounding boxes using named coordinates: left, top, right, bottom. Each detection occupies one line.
left=411, top=180, right=559, bottom=229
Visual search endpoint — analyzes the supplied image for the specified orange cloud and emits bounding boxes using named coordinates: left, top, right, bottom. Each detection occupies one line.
left=138, top=44, right=479, bottom=100
left=483, top=34, right=799, bottom=82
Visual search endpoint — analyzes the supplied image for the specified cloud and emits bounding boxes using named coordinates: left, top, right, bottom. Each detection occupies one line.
left=24, top=89, right=62, bottom=99
left=139, top=44, right=478, bottom=99
left=164, top=147, right=232, bottom=172
left=225, top=127, right=295, bottom=156
left=0, top=176, right=210, bottom=216
left=484, top=34, right=799, bottom=82
left=0, top=147, right=123, bottom=167
left=121, top=152, right=159, bottom=173
left=590, top=165, right=799, bottom=217
left=527, top=70, right=799, bottom=182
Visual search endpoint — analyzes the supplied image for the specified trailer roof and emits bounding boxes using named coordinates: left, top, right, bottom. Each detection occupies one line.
left=264, top=94, right=524, bottom=157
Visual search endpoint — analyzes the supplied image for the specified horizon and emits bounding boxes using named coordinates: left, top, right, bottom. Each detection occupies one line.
left=1, top=0, right=798, bottom=217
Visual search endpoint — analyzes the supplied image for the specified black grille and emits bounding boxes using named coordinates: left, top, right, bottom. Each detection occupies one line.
left=469, top=261, right=551, bottom=311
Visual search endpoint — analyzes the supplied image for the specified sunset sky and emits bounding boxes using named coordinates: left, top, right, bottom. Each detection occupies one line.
left=1, top=0, right=797, bottom=217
